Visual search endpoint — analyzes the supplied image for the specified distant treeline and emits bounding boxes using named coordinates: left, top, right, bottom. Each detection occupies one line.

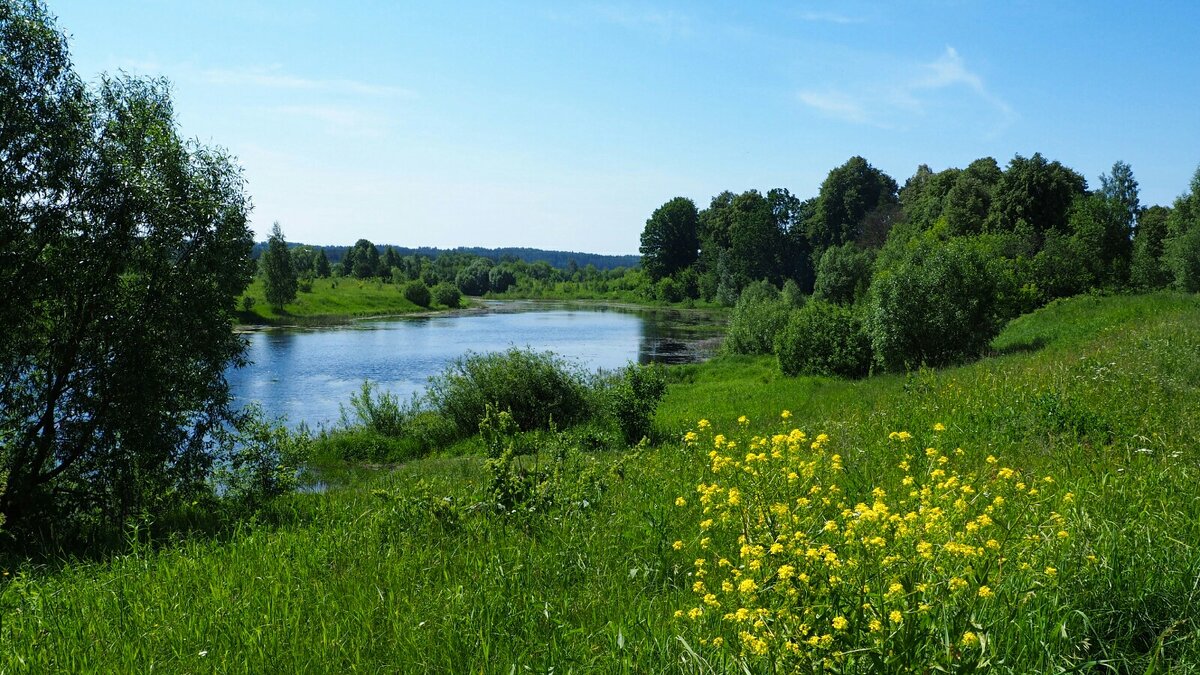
left=251, top=242, right=639, bottom=272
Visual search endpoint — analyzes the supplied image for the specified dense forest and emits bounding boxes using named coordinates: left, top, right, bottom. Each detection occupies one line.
left=638, top=155, right=1200, bottom=373
left=250, top=242, right=638, bottom=272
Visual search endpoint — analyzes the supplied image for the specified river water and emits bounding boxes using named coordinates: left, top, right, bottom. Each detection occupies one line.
left=226, top=301, right=721, bottom=427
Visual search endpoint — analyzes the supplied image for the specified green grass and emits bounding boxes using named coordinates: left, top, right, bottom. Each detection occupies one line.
left=236, top=277, right=458, bottom=325
left=3, top=292, right=1200, bottom=671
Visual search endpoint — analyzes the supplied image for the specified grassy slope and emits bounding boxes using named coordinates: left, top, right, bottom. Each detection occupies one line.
left=236, top=278, right=447, bottom=325
left=3, top=293, right=1200, bottom=672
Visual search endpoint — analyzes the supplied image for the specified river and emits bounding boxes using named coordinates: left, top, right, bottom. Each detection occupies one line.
left=226, top=301, right=721, bottom=427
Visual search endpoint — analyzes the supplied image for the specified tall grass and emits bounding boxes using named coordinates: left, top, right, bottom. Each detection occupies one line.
left=2, top=292, right=1198, bottom=672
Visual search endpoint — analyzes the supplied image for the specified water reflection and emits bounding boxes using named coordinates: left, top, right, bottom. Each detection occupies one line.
left=227, top=301, right=722, bottom=427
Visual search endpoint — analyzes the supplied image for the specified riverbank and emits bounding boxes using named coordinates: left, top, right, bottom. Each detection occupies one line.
left=234, top=278, right=460, bottom=327
left=5, top=293, right=1199, bottom=671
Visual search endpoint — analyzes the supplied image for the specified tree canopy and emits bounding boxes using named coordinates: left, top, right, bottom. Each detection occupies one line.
left=0, top=0, right=257, bottom=537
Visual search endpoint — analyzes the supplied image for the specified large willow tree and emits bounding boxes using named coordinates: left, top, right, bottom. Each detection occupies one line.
left=0, top=0, right=256, bottom=537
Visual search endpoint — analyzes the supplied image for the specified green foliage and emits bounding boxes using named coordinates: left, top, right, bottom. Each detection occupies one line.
left=402, top=280, right=432, bottom=307
left=723, top=281, right=790, bottom=355
left=1165, top=166, right=1200, bottom=292
left=4, top=295, right=1200, bottom=672
left=432, top=282, right=462, bottom=308
left=213, top=406, right=312, bottom=511
left=340, top=382, right=408, bottom=437
left=807, top=155, right=899, bottom=250
left=812, top=242, right=874, bottom=305
left=867, top=236, right=1004, bottom=370
left=775, top=300, right=872, bottom=377
left=1066, top=192, right=1133, bottom=288
left=455, top=259, right=492, bottom=296
left=603, top=364, right=668, bottom=445
left=640, top=196, right=699, bottom=281
left=987, top=152, right=1087, bottom=236
left=1131, top=205, right=1173, bottom=291
left=0, top=3, right=258, bottom=539
left=262, top=225, right=298, bottom=311
left=487, top=264, right=517, bottom=293
left=426, top=348, right=593, bottom=437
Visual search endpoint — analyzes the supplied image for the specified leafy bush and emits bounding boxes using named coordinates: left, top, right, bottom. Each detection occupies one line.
left=214, top=406, right=312, bottom=511
left=339, top=381, right=408, bottom=437
left=812, top=243, right=874, bottom=305
left=866, top=237, right=1003, bottom=370
left=402, top=280, right=432, bottom=307
left=432, top=282, right=462, bottom=308
left=426, top=348, right=592, bottom=437
left=723, top=281, right=790, bottom=355
left=603, top=364, right=668, bottom=445
left=775, top=301, right=871, bottom=377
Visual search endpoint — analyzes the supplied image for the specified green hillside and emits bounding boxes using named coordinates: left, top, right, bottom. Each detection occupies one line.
left=3, top=293, right=1199, bottom=672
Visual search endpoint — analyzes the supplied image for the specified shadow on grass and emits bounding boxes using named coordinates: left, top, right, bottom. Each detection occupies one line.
left=990, top=335, right=1049, bottom=357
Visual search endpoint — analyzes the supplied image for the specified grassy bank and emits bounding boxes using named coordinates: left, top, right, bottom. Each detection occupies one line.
left=235, top=278, right=459, bottom=325
left=3, top=293, right=1199, bottom=671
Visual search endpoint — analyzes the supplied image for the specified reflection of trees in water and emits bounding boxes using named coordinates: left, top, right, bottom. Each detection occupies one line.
left=637, top=311, right=721, bottom=365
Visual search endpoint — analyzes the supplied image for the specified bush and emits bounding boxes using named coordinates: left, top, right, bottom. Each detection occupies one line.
left=432, top=282, right=462, bottom=308
left=426, top=348, right=592, bottom=437
left=402, top=280, right=432, bottom=307
left=812, top=243, right=874, bottom=305
left=775, top=301, right=871, bottom=377
left=214, top=405, right=312, bottom=510
left=723, top=281, right=790, bottom=355
left=604, top=364, right=668, bottom=445
left=866, top=236, right=1003, bottom=370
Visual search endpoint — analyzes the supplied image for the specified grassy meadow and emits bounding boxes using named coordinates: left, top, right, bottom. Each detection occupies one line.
left=3, top=292, right=1200, bottom=672
left=235, top=277, right=457, bottom=325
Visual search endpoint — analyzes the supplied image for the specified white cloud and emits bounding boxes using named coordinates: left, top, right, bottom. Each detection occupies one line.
left=795, top=10, right=865, bottom=25
left=795, top=46, right=1016, bottom=135
left=202, top=66, right=416, bottom=99
left=796, top=90, right=873, bottom=125
left=551, top=4, right=694, bottom=39
left=267, top=104, right=392, bottom=138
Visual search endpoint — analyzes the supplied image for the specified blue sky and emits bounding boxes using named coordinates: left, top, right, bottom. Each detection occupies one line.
left=51, top=1, right=1200, bottom=254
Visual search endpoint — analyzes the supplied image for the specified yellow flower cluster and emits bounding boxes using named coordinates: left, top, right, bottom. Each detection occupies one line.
left=675, top=415, right=1072, bottom=670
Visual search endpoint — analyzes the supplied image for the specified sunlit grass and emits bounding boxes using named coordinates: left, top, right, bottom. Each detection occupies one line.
left=235, top=277, right=449, bottom=325
left=2, top=292, right=1199, bottom=671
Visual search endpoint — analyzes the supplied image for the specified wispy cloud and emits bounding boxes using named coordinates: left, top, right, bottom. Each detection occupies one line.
left=796, top=90, right=872, bottom=125
left=268, top=104, right=392, bottom=138
left=796, top=46, right=1016, bottom=134
left=794, top=10, right=865, bottom=25
left=551, top=4, right=695, bottom=39
left=203, top=66, right=416, bottom=99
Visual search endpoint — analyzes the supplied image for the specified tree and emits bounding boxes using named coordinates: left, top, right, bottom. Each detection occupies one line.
left=1130, top=205, right=1173, bottom=290
left=807, top=156, right=899, bottom=251
left=0, top=1, right=257, bottom=535
left=640, top=197, right=699, bottom=282
left=313, top=248, right=332, bottom=277
left=1099, top=160, right=1141, bottom=234
left=261, top=223, right=297, bottom=311
left=1164, top=166, right=1200, bottom=291
left=350, top=239, right=381, bottom=278
left=987, top=153, right=1087, bottom=241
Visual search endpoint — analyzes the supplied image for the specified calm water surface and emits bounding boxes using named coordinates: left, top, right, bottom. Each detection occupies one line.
left=227, top=301, right=720, bottom=427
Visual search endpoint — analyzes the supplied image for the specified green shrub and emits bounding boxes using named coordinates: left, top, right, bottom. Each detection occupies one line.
left=426, top=348, right=592, bottom=437
left=775, top=301, right=872, bottom=377
left=603, top=364, right=668, bottom=445
left=866, top=236, right=1003, bottom=370
left=402, top=280, right=432, bottom=307
left=432, top=282, right=462, bottom=308
left=339, top=381, right=409, bottom=437
left=812, top=243, right=874, bottom=305
left=723, top=281, right=790, bottom=355
left=214, top=405, right=312, bottom=510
